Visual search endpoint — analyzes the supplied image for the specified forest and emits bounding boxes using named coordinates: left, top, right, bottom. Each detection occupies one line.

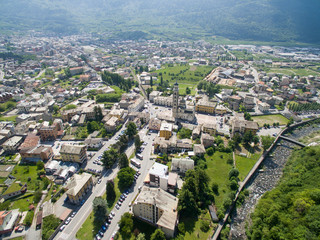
left=248, top=146, right=320, bottom=240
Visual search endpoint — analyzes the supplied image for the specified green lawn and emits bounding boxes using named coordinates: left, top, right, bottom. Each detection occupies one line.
left=205, top=151, right=233, bottom=210
left=0, top=115, right=17, bottom=122
left=11, top=164, right=41, bottom=191
left=3, top=182, right=23, bottom=195
left=76, top=177, right=122, bottom=240
left=9, top=193, right=35, bottom=211
left=152, top=64, right=214, bottom=84
left=235, top=155, right=259, bottom=181
left=267, top=68, right=320, bottom=77
left=252, top=114, right=289, bottom=127
left=177, top=211, right=215, bottom=240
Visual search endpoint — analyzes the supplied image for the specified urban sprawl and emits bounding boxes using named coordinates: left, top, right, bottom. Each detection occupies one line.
left=0, top=34, right=320, bottom=240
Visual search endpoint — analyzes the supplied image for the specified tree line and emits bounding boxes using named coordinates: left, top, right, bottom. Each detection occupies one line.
left=101, top=71, right=132, bottom=92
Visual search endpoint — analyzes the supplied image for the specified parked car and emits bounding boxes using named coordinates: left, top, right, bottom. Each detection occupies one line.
left=60, top=225, right=66, bottom=231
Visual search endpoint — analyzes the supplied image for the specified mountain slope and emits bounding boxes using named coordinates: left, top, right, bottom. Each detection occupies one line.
left=0, top=0, right=319, bottom=44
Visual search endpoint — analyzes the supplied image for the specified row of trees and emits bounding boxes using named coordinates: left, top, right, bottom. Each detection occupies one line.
left=288, top=102, right=320, bottom=112
left=101, top=71, right=132, bottom=92
left=178, top=169, right=214, bottom=217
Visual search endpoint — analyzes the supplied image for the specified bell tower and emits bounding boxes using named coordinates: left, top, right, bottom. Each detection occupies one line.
left=172, top=80, right=179, bottom=118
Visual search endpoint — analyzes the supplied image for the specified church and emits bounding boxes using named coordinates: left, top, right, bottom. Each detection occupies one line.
left=172, top=81, right=196, bottom=123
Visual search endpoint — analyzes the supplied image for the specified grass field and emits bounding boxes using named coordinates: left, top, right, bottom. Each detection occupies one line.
left=236, top=155, right=259, bottom=181
left=11, top=164, right=41, bottom=191
left=76, top=177, right=122, bottom=240
left=9, top=193, right=35, bottom=211
left=205, top=151, right=233, bottom=210
left=177, top=211, right=214, bottom=240
left=252, top=114, right=289, bottom=127
left=267, top=68, right=320, bottom=77
left=0, top=115, right=17, bottom=122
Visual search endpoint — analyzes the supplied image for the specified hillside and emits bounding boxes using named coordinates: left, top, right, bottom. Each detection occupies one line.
left=0, top=0, right=319, bottom=44
left=248, top=146, right=320, bottom=239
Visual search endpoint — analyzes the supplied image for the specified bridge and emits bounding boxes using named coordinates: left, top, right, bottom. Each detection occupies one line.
left=278, top=135, right=306, bottom=147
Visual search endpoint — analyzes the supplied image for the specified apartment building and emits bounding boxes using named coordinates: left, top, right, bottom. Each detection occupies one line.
left=133, top=186, right=178, bottom=238
left=66, top=173, right=93, bottom=204
left=60, top=144, right=87, bottom=163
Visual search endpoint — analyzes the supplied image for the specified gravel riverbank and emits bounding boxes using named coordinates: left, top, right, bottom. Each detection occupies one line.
left=229, top=124, right=320, bottom=239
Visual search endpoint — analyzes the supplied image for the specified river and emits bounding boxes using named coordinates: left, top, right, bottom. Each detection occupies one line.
left=229, top=124, right=320, bottom=239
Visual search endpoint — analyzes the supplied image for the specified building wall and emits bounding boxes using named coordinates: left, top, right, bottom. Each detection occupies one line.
left=159, top=130, right=172, bottom=140
left=67, top=176, right=93, bottom=204
left=195, top=104, right=215, bottom=114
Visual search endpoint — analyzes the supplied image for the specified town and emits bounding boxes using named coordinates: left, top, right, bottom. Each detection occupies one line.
left=0, top=34, right=320, bottom=240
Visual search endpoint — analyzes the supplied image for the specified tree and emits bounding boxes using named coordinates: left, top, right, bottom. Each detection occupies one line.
left=186, top=87, right=191, bottom=95
left=206, top=147, right=214, bottom=156
left=212, top=182, right=219, bottom=194
left=106, top=180, right=116, bottom=203
left=229, top=168, right=239, bottom=180
left=252, top=135, right=260, bottom=145
left=242, top=130, right=254, bottom=146
left=261, top=135, right=275, bottom=151
left=150, top=229, right=166, bottom=240
left=36, top=161, right=44, bottom=170
left=24, top=211, right=34, bottom=226
left=34, top=189, right=42, bottom=203
left=146, top=88, right=153, bottom=99
left=119, top=212, right=133, bottom=238
left=136, top=233, right=146, bottom=240
left=102, top=148, right=119, bottom=169
left=117, top=167, right=135, bottom=190
left=134, top=134, right=141, bottom=149
left=178, top=127, right=192, bottom=139
left=119, top=153, right=129, bottom=169
left=53, top=105, right=59, bottom=114
left=126, top=122, right=137, bottom=139
left=64, top=104, right=77, bottom=110
left=94, top=106, right=103, bottom=122
left=93, top=197, right=108, bottom=225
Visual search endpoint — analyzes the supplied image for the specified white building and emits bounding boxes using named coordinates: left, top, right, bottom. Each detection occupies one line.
left=171, top=157, right=194, bottom=173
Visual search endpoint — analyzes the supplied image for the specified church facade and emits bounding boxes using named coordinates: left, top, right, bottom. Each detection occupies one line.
left=172, top=81, right=196, bottom=123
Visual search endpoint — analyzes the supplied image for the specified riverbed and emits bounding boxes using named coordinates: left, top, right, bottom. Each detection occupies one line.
left=229, top=124, right=320, bottom=239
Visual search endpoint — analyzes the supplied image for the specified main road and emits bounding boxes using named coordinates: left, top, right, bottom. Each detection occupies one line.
left=54, top=124, right=157, bottom=240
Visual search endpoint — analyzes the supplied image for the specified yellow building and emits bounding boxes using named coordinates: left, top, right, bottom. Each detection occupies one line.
left=195, top=97, right=217, bottom=114
left=66, top=173, right=93, bottom=204
left=159, top=122, right=173, bottom=140
left=60, top=144, right=87, bottom=163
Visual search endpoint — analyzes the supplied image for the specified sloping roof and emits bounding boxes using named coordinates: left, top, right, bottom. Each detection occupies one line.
left=66, top=173, right=92, bottom=197
left=0, top=211, right=11, bottom=226
left=60, top=144, right=85, bottom=155
left=135, top=186, right=178, bottom=231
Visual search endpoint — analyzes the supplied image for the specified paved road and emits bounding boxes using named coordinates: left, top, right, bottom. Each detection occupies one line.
left=54, top=126, right=156, bottom=240
left=102, top=132, right=157, bottom=240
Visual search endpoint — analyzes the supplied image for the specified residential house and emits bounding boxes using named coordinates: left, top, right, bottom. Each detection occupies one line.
left=0, top=209, right=20, bottom=234
left=60, top=144, right=87, bottom=163
left=20, top=146, right=53, bottom=162
left=171, top=158, right=194, bottom=173
left=2, top=136, right=23, bottom=153
left=1, top=182, right=27, bottom=201
left=66, top=173, right=93, bottom=204
left=84, top=138, right=103, bottom=149
left=201, top=133, right=215, bottom=148
left=193, top=144, right=206, bottom=156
